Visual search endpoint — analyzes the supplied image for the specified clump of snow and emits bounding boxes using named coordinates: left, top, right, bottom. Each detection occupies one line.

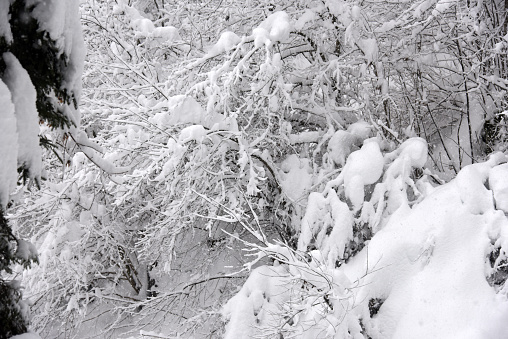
left=2, top=52, right=42, bottom=180
left=300, top=189, right=354, bottom=265
left=350, top=5, right=360, bottom=20
left=288, top=131, right=321, bottom=144
left=432, top=0, right=458, bottom=17
left=152, top=26, right=180, bottom=42
left=455, top=162, right=493, bottom=215
left=207, top=31, right=241, bottom=57
left=279, top=154, right=313, bottom=202
left=0, top=79, right=18, bottom=208
left=385, top=137, right=428, bottom=169
left=294, top=9, right=316, bottom=30
left=222, top=264, right=290, bottom=339
left=178, top=125, right=207, bottom=143
left=413, top=0, right=436, bottom=18
left=342, top=140, right=384, bottom=209
left=0, top=0, right=13, bottom=43
left=253, top=11, right=292, bottom=48
left=150, top=95, right=238, bottom=131
left=358, top=38, right=379, bottom=64
left=16, top=239, right=38, bottom=261
left=131, top=17, right=155, bottom=35
left=150, top=95, right=207, bottom=127
left=347, top=120, right=373, bottom=140
left=326, top=130, right=362, bottom=167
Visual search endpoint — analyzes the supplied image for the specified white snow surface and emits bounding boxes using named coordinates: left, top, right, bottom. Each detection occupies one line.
left=0, top=79, right=18, bottom=208
left=354, top=163, right=508, bottom=338
left=2, top=52, right=42, bottom=180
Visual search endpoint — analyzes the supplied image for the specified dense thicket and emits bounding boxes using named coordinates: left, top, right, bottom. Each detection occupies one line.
left=9, top=0, right=508, bottom=338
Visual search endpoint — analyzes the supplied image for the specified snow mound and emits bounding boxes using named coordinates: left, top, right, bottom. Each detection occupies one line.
left=224, top=138, right=508, bottom=339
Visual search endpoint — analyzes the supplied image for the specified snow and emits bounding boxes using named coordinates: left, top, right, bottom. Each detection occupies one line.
left=252, top=11, right=292, bottom=48
left=294, top=9, right=316, bottom=30
left=224, top=141, right=508, bottom=339
left=489, top=163, right=508, bottom=213
left=347, top=120, right=372, bottom=140
left=0, top=0, right=13, bottom=43
left=11, top=333, right=42, bottom=339
left=16, top=239, right=38, bottom=261
left=132, top=17, right=155, bottom=34
left=413, top=0, right=437, bottom=18
left=2, top=52, right=42, bottom=180
left=0, top=79, right=18, bottom=208
left=150, top=95, right=238, bottom=131
left=279, top=154, right=313, bottom=202
left=13, top=0, right=508, bottom=337
left=222, top=264, right=290, bottom=339
left=385, top=137, right=428, bottom=168
left=351, top=5, right=361, bottom=20
left=432, top=0, right=458, bottom=16
left=352, top=159, right=508, bottom=338
left=320, top=191, right=354, bottom=265
left=342, top=140, right=384, bottom=209
left=178, top=125, right=207, bottom=143
left=289, top=131, right=321, bottom=144
left=206, top=31, right=241, bottom=57
left=455, top=163, right=493, bottom=215
left=152, top=26, right=180, bottom=42
left=327, top=130, right=362, bottom=167
left=358, top=38, right=379, bottom=64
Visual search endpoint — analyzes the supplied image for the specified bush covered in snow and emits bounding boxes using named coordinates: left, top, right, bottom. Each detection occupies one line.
left=8, top=0, right=508, bottom=338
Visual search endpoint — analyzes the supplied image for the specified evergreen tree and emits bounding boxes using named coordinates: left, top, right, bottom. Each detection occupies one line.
left=0, top=0, right=83, bottom=337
